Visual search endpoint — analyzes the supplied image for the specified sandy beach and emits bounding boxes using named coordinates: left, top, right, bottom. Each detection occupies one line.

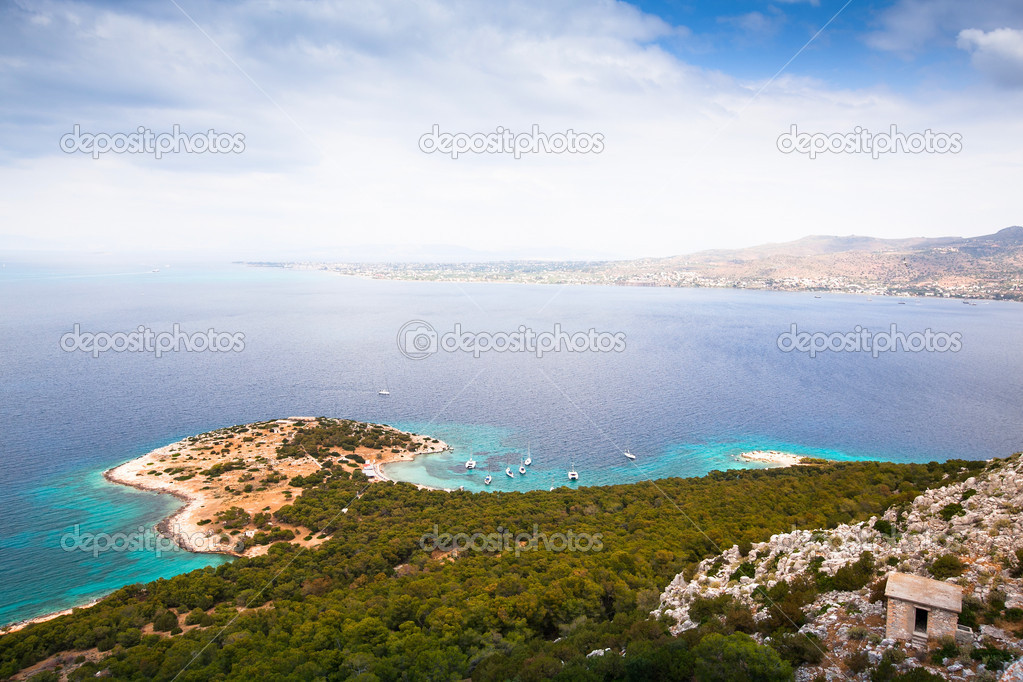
left=736, top=450, right=809, bottom=467
left=0, top=599, right=102, bottom=635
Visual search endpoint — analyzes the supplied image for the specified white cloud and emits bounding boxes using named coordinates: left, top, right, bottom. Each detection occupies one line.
left=0, top=0, right=1021, bottom=260
left=866, top=0, right=1023, bottom=53
left=957, top=28, right=1023, bottom=88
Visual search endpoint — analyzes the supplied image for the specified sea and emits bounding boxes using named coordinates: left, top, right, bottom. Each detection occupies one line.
left=1, top=258, right=1021, bottom=627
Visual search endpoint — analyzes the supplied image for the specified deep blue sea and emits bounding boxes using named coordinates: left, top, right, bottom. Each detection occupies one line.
left=1, top=258, right=1021, bottom=626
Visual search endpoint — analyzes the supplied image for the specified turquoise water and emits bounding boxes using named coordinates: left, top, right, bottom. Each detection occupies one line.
left=1, top=259, right=1021, bottom=626
left=386, top=421, right=868, bottom=492
left=0, top=468, right=230, bottom=627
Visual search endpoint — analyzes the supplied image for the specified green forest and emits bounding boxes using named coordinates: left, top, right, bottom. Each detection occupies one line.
left=0, top=425, right=996, bottom=681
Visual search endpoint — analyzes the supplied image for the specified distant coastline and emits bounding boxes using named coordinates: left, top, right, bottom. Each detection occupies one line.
left=242, top=226, right=1023, bottom=302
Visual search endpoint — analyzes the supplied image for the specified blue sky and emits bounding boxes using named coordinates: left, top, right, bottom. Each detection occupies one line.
left=1, top=0, right=1021, bottom=259
left=632, top=0, right=958, bottom=87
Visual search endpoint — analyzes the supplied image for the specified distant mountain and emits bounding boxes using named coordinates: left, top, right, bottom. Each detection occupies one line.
left=593, top=226, right=1023, bottom=300
left=666, top=227, right=1023, bottom=263
left=681, top=234, right=962, bottom=261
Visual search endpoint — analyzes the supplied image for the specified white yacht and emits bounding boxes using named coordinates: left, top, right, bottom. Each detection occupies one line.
left=568, top=463, right=578, bottom=481
left=524, top=441, right=532, bottom=466
left=465, top=458, right=477, bottom=469
left=506, top=467, right=514, bottom=478
left=624, top=449, right=636, bottom=460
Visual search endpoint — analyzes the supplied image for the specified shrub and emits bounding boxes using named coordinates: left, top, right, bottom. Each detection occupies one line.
left=970, top=646, right=1014, bottom=670
left=723, top=604, right=757, bottom=634
left=833, top=551, right=876, bottom=591
left=215, top=506, right=251, bottom=530
left=185, top=608, right=213, bottom=626
left=1012, top=548, right=1023, bottom=578
left=870, top=652, right=905, bottom=682
left=689, top=594, right=737, bottom=625
left=692, top=633, right=793, bottom=682
left=928, top=554, right=965, bottom=579
left=890, top=670, right=946, bottom=681
left=929, top=636, right=958, bottom=664
left=938, top=503, right=965, bottom=522
left=845, top=650, right=870, bottom=674
left=729, top=561, right=757, bottom=582
left=873, top=519, right=893, bottom=536
left=869, top=576, right=889, bottom=603
left=960, top=595, right=984, bottom=629
left=774, top=632, right=825, bottom=666
left=115, top=628, right=141, bottom=647
left=152, top=609, right=178, bottom=632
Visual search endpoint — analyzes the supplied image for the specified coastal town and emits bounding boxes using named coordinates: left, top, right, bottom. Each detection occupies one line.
left=246, top=226, right=1023, bottom=302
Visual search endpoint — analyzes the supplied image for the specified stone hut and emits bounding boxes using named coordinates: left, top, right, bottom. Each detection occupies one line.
left=884, top=572, right=962, bottom=645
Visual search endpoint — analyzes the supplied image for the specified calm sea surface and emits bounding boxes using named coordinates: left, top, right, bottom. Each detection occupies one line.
left=1, top=259, right=1021, bottom=625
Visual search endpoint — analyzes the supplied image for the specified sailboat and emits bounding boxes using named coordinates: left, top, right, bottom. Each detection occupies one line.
left=518, top=457, right=526, bottom=475
left=524, top=441, right=532, bottom=466
left=506, top=466, right=514, bottom=478
left=624, top=448, right=636, bottom=460
left=567, top=462, right=579, bottom=481
left=484, top=460, right=492, bottom=485
left=465, top=457, right=477, bottom=469
left=378, top=379, right=390, bottom=396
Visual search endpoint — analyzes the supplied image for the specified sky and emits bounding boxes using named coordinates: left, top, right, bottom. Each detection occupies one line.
left=1, top=0, right=1022, bottom=261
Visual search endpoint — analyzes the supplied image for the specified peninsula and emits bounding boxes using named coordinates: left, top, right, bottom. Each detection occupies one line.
left=104, top=417, right=448, bottom=558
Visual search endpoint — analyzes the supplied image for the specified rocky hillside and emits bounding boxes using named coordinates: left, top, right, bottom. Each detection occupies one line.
left=656, top=454, right=1023, bottom=680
